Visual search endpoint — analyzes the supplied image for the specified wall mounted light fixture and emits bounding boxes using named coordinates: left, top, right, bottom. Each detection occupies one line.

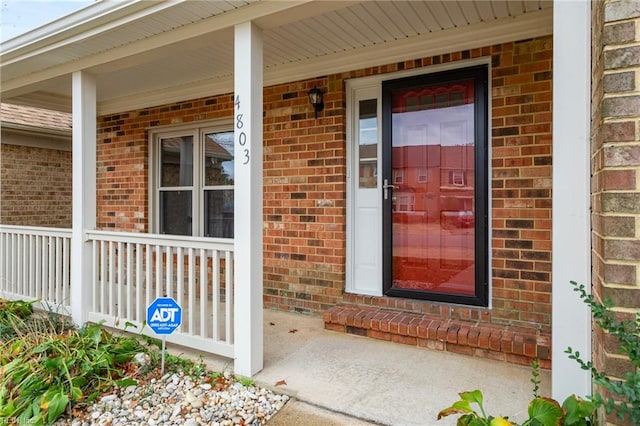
left=307, top=86, right=324, bottom=118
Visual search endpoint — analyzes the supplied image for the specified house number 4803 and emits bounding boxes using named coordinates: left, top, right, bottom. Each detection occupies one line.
left=235, top=95, right=250, bottom=165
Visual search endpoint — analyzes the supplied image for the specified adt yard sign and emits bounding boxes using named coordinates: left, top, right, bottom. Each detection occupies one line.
left=147, top=297, right=182, bottom=335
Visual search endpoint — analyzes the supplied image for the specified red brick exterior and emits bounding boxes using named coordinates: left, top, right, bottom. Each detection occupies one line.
left=0, top=144, right=72, bottom=228
left=591, top=1, right=640, bottom=424
left=96, top=35, right=553, bottom=364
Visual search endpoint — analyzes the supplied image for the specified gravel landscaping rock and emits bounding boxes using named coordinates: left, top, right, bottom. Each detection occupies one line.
left=54, top=370, right=288, bottom=425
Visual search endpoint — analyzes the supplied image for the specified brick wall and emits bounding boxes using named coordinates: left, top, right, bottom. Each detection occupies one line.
left=0, top=143, right=72, bottom=227
left=263, top=79, right=347, bottom=314
left=592, top=1, right=640, bottom=424
left=97, top=36, right=553, bottom=334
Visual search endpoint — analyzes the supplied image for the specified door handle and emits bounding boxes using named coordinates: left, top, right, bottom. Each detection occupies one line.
left=383, top=179, right=397, bottom=200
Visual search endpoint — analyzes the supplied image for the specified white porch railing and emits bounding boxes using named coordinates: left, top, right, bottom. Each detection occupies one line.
left=0, top=225, right=234, bottom=360
left=0, top=225, right=72, bottom=314
left=85, top=230, right=234, bottom=358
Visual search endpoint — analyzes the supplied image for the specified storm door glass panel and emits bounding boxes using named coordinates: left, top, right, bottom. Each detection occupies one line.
left=203, top=131, right=234, bottom=238
left=159, top=136, right=194, bottom=235
left=388, top=79, right=476, bottom=297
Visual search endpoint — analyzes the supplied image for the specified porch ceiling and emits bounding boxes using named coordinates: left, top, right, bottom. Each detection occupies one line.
left=0, top=0, right=552, bottom=115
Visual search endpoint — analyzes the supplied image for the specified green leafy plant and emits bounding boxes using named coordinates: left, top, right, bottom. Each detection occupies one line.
left=438, top=360, right=595, bottom=426
left=164, top=353, right=207, bottom=378
left=566, top=280, right=640, bottom=424
left=0, top=314, right=153, bottom=425
left=0, top=298, right=36, bottom=339
left=237, top=376, right=255, bottom=387
left=0, top=298, right=34, bottom=320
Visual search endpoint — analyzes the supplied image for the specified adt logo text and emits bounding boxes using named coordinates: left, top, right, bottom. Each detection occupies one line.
left=149, top=307, right=179, bottom=323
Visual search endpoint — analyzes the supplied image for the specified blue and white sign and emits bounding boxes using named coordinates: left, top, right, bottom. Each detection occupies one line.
left=147, top=297, right=182, bottom=335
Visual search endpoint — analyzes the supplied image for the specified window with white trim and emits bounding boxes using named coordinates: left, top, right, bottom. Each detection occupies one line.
left=150, top=122, right=234, bottom=238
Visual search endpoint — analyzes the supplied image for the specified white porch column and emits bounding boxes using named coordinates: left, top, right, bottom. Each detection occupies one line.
left=552, top=1, right=591, bottom=400
left=70, top=71, right=97, bottom=326
left=233, top=21, right=264, bottom=376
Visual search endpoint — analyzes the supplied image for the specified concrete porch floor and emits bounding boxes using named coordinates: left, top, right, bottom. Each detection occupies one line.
left=176, top=309, right=551, bottom=425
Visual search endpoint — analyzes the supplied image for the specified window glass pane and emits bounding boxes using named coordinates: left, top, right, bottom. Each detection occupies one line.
left=204, top=189, right=234, bottom=238
left=358, top=99, right=377, bottom=189
left=160, top=190, right=192, bottom=236
left=161, top=136, right=193, bottom=187
left=204, top=132, right=234, bottom=186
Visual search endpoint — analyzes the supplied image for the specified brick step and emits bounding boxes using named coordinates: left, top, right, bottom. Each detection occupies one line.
left=323, top=305, right=551, bottom=368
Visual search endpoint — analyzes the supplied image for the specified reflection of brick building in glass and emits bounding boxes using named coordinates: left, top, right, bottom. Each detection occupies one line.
left=392, top=144, right=474, bottom=229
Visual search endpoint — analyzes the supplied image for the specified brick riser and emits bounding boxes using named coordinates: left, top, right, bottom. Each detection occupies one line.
left=323, top=305, right=551, bottom=369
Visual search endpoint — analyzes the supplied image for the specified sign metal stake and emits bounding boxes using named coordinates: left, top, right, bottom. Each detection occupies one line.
left=161, top=336, right=166, bottom=377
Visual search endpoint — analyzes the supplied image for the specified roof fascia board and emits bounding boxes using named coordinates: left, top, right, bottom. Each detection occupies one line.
left=97, top=8, right=552, bottom=115
left=1, top=122, right=71, bottom=140
left=2, top=1, right=187, bottom=65
left=1, top=0, right=311, bottom=94
left=1, top=0, right=148, bottom=58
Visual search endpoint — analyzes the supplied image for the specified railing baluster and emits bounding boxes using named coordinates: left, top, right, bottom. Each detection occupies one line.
left=126, top=242, right=133, bottom=321
left=55, top=237, right=62, bottom=305
left=199, top=248, right=207, bottom=338
left=35, top=235, right=42, bottom=299
left=15, top=233, right=21, bottom=297
left=177, top=246, right=184, bottom=333
left=100, top=240, right=107, bottom=314
left=155, top=244, right=162, bottom=299
left=9, top=233, right=15, bottom=294
left=19, top=233, right=25, bottom=297
left=117, top=241, right=124, bottom=319
left=188, top=247, right=195, bottom=335
left=145, top=244, right=152, bottom=315
left=226, top=250, right=233, bottom=345
left=42, top=236, right=49, bottom=301
left=48, top=236, right=55, bottom=303
left=92, top=240, right=98, bottom=312
left=63, top=236, right=70, bottom=310
left=29, top=235, right=35, bottom=299
left=166, top=246, right=173, bottom=300
left=108, top=241, right=118, bottom=317
left=135, top=243, right=142, bottom=322
left=211, top=250, right=220, bottom=341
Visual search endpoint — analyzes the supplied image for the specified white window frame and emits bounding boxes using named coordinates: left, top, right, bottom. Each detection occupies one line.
left=452, top=170, right=465, bottom=186
left=417, top=167, right=428, bottom=183
left=393, top=169, right=405, bottom=184
left=148, top=119, right=233, bottom=238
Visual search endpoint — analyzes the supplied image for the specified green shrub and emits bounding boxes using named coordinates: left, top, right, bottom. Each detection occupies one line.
left=0, top=317, right=152, bottom=425
left=566, top=280, right=640, bottom=424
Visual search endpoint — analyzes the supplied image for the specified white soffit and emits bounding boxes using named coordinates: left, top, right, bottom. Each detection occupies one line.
left=0, top=0, right=553, bottom=115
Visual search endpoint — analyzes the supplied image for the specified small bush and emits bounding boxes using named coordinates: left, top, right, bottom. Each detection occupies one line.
left=0, top=312, right=153, bottom=425
left=566, top=281, right=640, bottom=424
